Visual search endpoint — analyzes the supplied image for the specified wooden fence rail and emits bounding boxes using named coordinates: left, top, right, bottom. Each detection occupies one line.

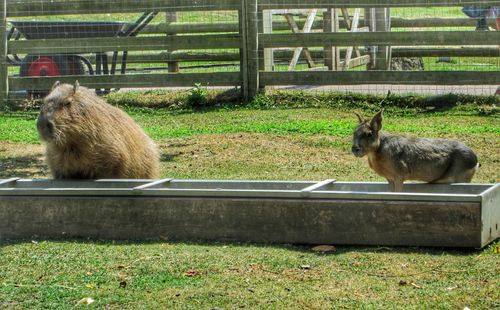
left=141, top=18, right=497, bottom=35
left=1, top=0, right=500, bottom=106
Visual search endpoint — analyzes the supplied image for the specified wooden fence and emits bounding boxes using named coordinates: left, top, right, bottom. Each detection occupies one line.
left=1, top=0, right=500, bottom=105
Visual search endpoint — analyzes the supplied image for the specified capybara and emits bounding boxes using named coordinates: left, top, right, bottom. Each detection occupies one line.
left=37, top=81, right=160, bottom=179
left=351, top=110, right=478, bottom=192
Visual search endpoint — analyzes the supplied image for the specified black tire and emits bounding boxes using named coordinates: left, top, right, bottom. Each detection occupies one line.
left=66, top=55, right=86, bottom=76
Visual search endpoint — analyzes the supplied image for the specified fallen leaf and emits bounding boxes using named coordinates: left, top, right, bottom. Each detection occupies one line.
left=300, top=265, right=311, bottom=270
left=184, top=270, right=201, bottom=277
left=76, top=297, right=94, bottom=306
left=445, top=286, right=457, bottom=292
left=311, top=245, right=336, bottom=253
left=494, top=246, right=500, bottom=254
left=85, top=283, right=96, bottom=289
left=398, top=280, right=407, bottom=286
left=119, top=281, right=127, bottom=289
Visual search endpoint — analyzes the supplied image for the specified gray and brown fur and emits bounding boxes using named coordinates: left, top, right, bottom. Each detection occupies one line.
left=351, top=111, right=478, bottom=192
left=37, top=81, right=160, bottom=179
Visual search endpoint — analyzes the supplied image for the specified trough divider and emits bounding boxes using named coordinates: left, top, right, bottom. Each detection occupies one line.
left=300, top=179, right=336, bottom=197
left=132, top=178, right=174, bottom=192
left=0, top=177, right=20, bottom=186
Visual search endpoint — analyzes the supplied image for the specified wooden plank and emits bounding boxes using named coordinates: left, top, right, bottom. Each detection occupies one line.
left=7, top=0, right=241, bottom=17
left=8, top=34, right=242, bottom=54
left=323, top=10, right=333, bottom=70
left=342, top=8, right=360, bottom=70
left=260, top=71, right=500, bottom=86
left=165, top=11, right=179, bottom=73
left=7, top=46, right=495, bottom=70
left=262, top=10, right=274, bottom=71
left=286, top=9, right=317, bottom=71
left=373, top=8, right=391, bottom=70
left=392, top=47, right=500, bottom=57
left=143, top=17, right=494, bottom=35
left=260, top=31, right=500, bottom=48
left=258, top=0, right=500, bottom=9
left=243, top=0, right=259, bottom=99
left=239, top=5, right=249, bottom=99
left=347, top=55, right=370, bottom=68
left=0, top=195, right=483, bottom=247
left=8, top=72, right=242, bottom=91
left=0, top=0, right=7, bottom=107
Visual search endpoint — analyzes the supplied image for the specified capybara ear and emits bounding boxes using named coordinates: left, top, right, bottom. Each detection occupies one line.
left=370, top=110, right=383, bottom=132
left=353, top=111, right=364, bottom=124
left=73, top=80, right=80, bottom=93
left=51, top=81, right=61, bottom=91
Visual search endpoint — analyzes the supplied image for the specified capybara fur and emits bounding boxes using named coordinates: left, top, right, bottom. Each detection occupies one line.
left=37, top=81, right=160, bottom=179
left=351, top=110, right=478, bottom=192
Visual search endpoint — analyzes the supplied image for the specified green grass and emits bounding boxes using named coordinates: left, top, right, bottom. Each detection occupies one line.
left=2, top=6, right=500, bottom=307
left=0, top=96, right=499, bottom=308
left=1, top=100, right=498, bottom=144
left=0, top=240, right=499, bottom=309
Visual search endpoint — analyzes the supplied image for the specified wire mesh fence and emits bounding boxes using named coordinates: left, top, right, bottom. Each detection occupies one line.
left=1, top=0, right=499, bottom=105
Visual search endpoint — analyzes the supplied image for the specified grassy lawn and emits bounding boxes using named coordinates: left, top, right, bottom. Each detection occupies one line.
left=2, top=4, right=500, bottom=308
left=0, top=91, right=499, bottom=308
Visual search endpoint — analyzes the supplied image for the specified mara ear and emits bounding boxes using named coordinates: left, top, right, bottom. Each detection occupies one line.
left=51, top=81, right=61, bottom=91
left=353, top=111, right=364, bottom=124
left=370, top=110, right=383, bottom=132
left=73, top=80, right=80, bottom=93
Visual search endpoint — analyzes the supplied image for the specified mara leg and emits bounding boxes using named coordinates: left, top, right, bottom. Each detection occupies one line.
left=392, top=178, right=404, bottom=192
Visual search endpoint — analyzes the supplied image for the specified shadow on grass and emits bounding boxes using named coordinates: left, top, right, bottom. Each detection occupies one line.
left=1, top=237, right=495, bottom=256
left=0, top=155, right=47, bottom=178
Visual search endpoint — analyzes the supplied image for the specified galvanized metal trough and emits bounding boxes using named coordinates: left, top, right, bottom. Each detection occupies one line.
left=0, top=178, right=498, bottom=248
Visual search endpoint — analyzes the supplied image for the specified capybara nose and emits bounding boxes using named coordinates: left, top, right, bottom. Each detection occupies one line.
left=352, top=146, right=360, bottom=154
left=37, top=117, right=54, bottom=135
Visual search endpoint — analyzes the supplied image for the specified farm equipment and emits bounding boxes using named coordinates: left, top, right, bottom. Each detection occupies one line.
left=8, top=12, right=158, bottom=94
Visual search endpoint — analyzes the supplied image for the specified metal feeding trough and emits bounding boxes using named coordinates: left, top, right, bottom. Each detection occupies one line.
left=0, top=178, right=498, bottom=248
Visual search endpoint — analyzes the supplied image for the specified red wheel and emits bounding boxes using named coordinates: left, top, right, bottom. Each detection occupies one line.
left=19, top=54, right=71, bottom=96
left=20, top=55, right=70, bottom=77
left=27, top=56, right=60, bottom=76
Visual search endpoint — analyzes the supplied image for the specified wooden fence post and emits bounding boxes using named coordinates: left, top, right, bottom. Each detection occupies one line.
left=242, top=0, right=259, bottom=101
left=0, top=0, right=8, bottom=107
left=323, top=8, right=340, bottom=71
left=374, top=7, right=391, bottom=70
left=365, top=7, right=391, bottom=70
left=165, top=11, right=179, bottom=73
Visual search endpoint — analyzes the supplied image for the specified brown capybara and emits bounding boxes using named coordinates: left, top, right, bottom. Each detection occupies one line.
left=37, top=81, right=160, bottom=179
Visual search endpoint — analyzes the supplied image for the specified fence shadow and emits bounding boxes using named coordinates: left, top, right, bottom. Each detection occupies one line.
left=0, top=155, right=47, bottom=178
